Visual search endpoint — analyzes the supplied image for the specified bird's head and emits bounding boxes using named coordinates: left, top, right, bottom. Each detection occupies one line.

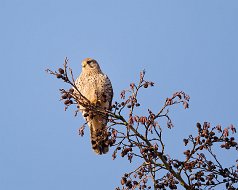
left=81, top=58, right=101, bottom=72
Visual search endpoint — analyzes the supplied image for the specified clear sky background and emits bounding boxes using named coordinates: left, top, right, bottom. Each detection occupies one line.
left=0, top=1, right=237, bottom=189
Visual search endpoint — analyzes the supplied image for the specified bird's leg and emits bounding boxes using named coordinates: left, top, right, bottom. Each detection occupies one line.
left=94, top=100, right=103, bottom=110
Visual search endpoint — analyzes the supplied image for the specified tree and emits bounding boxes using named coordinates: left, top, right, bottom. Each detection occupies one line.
left=46, top=58, right=238, bottom=190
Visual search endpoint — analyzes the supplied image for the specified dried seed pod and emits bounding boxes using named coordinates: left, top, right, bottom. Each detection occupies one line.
left=121, top=177, right=127, bottom=185
left=69, top=88, right=74, bottom=93
left=61, top=94, right=68, bottom=99
left=56, top=74, right=62, bottom=78
left=197, top=122, right=202, bottom=129
left=128, top=183, right=132, bottom=189
left=125, top=180, right=132, bottom=187
left=127, top=105, right=132, bottom=108
left=64, top=100, right=71, bottom=105
left=210, top=131, right=215, bottom=136
left=183, top=139, right=189, bottom=145
left=231, top=141, right=237, bottom=147
left=58, top=68, right=64, bottom=74
left=133, top=181, right=138, bottom=185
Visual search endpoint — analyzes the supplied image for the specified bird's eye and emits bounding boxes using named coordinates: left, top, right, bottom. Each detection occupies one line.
left=87, top=60, right=92, bottom=64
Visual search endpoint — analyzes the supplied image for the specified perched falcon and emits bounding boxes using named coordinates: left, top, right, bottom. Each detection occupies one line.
left=75, top=58, right=113, bottom=154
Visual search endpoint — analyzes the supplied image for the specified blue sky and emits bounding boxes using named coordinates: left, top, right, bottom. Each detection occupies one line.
left=0, top=1, right=237, bottom=189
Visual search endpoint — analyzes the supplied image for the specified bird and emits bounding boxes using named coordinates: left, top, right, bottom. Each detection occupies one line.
left=75, top=58, right=113, bottom=154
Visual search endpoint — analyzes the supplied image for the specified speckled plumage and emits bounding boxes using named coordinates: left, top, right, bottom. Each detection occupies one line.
left=75, top=58, right=113, bottom=154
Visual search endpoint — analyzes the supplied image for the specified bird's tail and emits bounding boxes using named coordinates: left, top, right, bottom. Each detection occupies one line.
left=89, top=118, right=109, bottom=155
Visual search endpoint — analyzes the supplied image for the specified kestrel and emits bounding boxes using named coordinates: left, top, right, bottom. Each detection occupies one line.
left=75, top=58, right=113, bottom=154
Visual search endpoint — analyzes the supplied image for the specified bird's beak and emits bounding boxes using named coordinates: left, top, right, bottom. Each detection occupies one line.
left=82, top=61, right=87, bottom=67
